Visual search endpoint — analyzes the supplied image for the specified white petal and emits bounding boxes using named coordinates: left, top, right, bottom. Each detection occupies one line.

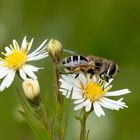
left=27, top=53, right=48, bottom=61
left=118, top=98, right=123, bottom=102
left=98, top=100, right=114, bottom=110
left=13, top=39, right=19, bottom=49
left=0, top=69, right=16, bottom=91
left=28, top=49, right=47, bottom=58
left=74, top=98, right=85, bottom=104
left=104, top=85, right=113, bottom=92
left=22, top=64, right=38, bottom=79
left=5, top=47, right=12, bottom=55
left=60, top=76, right=84, bottom=99
left=78, top=74, right=87, bottom=85
left=19, top=68, right=27, bottom=80
left=101, top=97, right=123, bottom=108
left=21, top=36, right=27, bottom=49
left=104, top=89, right=131, bottom=97
left=93, top=102, right=101, bottom=117
left=60, top=79, right=73, bottom=90
left=25, top=64, right=41, bottom=72
left=61, top=75, right=75, bottom=85
left=32, top=65, right=43, bottom=71
left=60, top=88, right=83, bottom=99
left=93, top=101, right=105, bottom=117
left=61, top=75, right=80, bottom=89
left=104, top=79, right=113, bottom=89
left=116, top=98, right=128, bottom=108
left=85, top=100, right=92, bottom=112
left=0, top=67, right=12, bottom=79
left=27, top=39, right=47, bottom=57
left=100, top=97, right=127, bottom=110
left=74, top=99, right=90, bottom=111
left=27, top=38, right=34, bottom=52
left=70, top=88, right=83, bottom=99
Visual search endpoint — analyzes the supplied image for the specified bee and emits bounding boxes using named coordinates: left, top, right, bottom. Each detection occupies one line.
left=62, top=55, right=119, bottom=81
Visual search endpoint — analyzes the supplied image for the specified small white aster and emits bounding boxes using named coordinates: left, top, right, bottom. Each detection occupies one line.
left=59, top=74, right=131, bottom=117
left=0, top=36, right=48, bottom=91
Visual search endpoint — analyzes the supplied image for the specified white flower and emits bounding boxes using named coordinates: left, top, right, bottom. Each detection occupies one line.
left=22, top=78, right=40, bottom=100
left=59, top=74, right=131, bottom=117
left=0, top=36, right=48, bottom=91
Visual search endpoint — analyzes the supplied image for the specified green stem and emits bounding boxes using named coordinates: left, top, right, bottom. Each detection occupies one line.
left=54, top=63, right=64, bottom=140
left=35, top=106, right=49, bottom=131
left=80, top=109, right=91, bottom=140
left=58, top=127, right=63, bottom=140
left=54, top=63, right=62, bottom=103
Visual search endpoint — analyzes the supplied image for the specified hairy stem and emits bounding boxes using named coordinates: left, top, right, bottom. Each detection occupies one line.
left=54, top=63, right=64, bottom=140
left=54, top=63, right=62, bottom=103
left=80, top=109, right=91, bottom=140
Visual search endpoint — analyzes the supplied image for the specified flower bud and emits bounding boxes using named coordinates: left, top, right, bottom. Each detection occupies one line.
left=47, top=39, right=63, bottom=64
left=22, top=78, right=40, bottom=101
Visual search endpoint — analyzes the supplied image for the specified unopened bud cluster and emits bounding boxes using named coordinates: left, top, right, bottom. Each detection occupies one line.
left=47, top=39, right=62, bottom=64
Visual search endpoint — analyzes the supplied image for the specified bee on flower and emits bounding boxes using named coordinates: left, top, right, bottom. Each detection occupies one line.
left=0, top=36, right=48, bottom=91
left=59, top=74, right=131, bottom=117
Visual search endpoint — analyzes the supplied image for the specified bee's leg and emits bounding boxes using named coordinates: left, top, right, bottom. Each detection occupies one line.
left=87, top=68, right=94, bottom=78
left=99, top=73, right=104, bottom=80
left=59, top=71, right=74, bottom=75
left=90, top=73, right=94, bottom=78
left=59, top=71, right=79, bottom=78
left=105, top=77, right=109, bottom=82
left=99, top=73, right=109, bottom=82
left=75, top=73, right=79, bottom=78
left=72, top=68, right=81, bottom=78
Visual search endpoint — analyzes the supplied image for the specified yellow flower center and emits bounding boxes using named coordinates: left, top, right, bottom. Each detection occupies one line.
left=1, top=45, right=28, bottom=70
left=83, top=81, right=106, bottom=101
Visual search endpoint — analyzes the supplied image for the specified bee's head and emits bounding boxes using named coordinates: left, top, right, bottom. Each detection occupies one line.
left=100, top=63, right=119, bottom=82
left=106, top=63, right=119, bottom=79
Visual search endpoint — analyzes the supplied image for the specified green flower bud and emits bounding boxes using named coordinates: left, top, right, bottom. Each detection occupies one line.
left=47, top=39, right=63, bottom=64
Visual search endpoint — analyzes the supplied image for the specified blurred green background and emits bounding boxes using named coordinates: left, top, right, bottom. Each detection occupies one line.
left=0, top=0, right=139, bottom=140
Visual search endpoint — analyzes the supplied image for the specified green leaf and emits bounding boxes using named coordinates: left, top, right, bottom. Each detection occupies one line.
left=19, top=110, right=51, bottom=140
left=17, top=89, right=51, bottom=140
left=16, top=89, right=32, bottom=114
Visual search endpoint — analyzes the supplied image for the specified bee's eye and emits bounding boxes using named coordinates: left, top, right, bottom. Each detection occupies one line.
left=108, top=64, right=117, bottom=76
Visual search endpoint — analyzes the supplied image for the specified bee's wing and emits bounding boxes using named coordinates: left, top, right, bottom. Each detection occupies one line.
left=64, top=60, right=89, bottom=67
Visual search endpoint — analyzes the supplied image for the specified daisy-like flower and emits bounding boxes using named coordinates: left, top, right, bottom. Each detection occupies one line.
left=0, top=36, right=48, bottom=91
left=59, top=74, right=131, bottom=117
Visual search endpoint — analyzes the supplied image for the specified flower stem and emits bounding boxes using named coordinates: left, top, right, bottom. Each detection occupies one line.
left=80, top=109, right=91, bottom=140
left=54, top=63, right=62, bottom=103
left=54, top=63, right=64, bottom=140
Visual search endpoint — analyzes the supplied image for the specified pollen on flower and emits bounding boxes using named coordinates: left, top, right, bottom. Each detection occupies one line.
left=2, top=47, right=27, bottom=70
left=83, top=81, right=106, bottom=101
